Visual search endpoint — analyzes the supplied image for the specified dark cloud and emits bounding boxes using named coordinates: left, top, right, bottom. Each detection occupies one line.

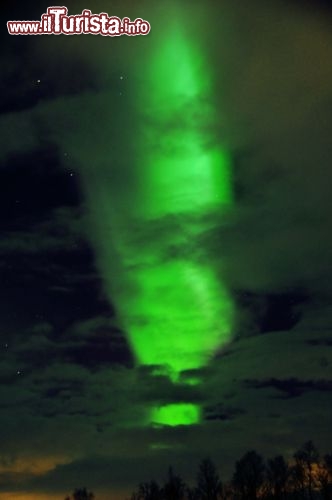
left=307, top=339, right=332, bottom=346
left=204, top=404, right=246, bottom=421
left=244, top=378, right=332, bottom=398
left=15, top=318, right=132, bottom=371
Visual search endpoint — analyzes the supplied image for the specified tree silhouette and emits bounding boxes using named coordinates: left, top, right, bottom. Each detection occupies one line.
left=289, top=461, right=306, bottom=499
left=195, top=458, right=223, bottom=500
left=126, top=444, right=332, bottom=500
left=232, top=450, right=265, bottom=500
left=64, top=488, right=95, bottom=500
left=294, top=441, right=319, bottom=500
left=135, top=480, right=162, bottom=500
left=316, top=453, right=332, bottom=500
left=162, top=467, right=186, bottom=500
left=266, top=455, right=289, bottom=500
left=186, top=486, right=199, bottom=500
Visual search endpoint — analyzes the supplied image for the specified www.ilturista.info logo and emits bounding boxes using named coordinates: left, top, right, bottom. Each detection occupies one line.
left=7, top=6, right=151, bottom=36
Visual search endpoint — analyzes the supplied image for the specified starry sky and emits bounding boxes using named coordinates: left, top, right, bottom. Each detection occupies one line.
left=1, top=0, right=332, bottom=499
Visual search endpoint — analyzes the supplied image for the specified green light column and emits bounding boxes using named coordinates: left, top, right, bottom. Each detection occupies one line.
left=126, top=11, right=234, bottom=425
left=80, top=6, right=234, bottom=427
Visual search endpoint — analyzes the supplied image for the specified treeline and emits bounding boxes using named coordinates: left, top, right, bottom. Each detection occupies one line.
left=64, top=440, right=332, bottom=500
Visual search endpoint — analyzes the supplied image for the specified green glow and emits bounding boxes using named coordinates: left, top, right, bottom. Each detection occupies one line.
left=124, top=261, right=233, bottom=376
left=81, top=7, right=234, bottom=428
left=151, top=404, right=201, bottom=427
left=139, top=19, right=233, bottom=218
left=131, top=13, right=234, bottom=425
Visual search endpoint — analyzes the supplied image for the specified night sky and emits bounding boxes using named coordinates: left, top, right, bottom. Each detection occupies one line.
left=1, top=1, right=332, bottom=499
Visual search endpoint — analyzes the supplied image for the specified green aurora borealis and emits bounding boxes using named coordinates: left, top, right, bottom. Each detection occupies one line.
left=83, top=8, right=235, bottom=426
left=136, top=14, right=234, bottom=425
left=2, top=1, right=332, bottom=498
